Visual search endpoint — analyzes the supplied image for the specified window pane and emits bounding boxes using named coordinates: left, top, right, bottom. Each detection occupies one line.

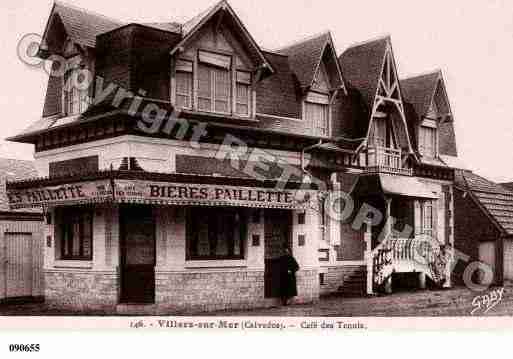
left=59, top=209, right=93, bottom=260
left=187, top=208, right=245, bottom=260
left=176, top=71, right=192, bottom=108
left=197, top=65, right=212, bottom=111
left=214, top=68, right=230, bottom=113
left=236, top=82, right=250, bottom=116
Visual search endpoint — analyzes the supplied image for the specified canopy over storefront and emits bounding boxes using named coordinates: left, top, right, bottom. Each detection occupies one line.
left=351, top=173, right=438, bottom=199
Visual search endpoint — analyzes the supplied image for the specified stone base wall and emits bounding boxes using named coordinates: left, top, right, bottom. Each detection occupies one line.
left=43, top=268, right=319, bottom=314
left=44, top=270, right=119, bottom=311
left=156, top=269, right=319, bottom=314
left=320, top=265, right=366, bottom=296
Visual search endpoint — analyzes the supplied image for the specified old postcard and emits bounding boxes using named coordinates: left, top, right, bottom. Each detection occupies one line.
left=1, top=0, right=513, bottom=346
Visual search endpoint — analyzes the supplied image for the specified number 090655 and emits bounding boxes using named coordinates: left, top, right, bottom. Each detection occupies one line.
left=9, top=344, right=40, bottom=352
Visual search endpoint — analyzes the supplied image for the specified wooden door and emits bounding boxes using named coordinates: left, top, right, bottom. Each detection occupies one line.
left=5, top=233, right=33, bottom=299
left=264, top=209, right=292, bottom=298
left=120, top=206, right=156, bottom=303
left=479, top=241, right=496, bottom=284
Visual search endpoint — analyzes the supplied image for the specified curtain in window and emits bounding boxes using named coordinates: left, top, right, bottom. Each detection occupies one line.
left=187, top=208, right=245, bottom=260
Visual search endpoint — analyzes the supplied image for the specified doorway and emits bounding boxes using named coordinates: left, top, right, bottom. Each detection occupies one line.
left=264, top=209, right=292, bottom=298
left=120, top=206, right=156, bottom=303
left=5, top=232, right=33, bottom=299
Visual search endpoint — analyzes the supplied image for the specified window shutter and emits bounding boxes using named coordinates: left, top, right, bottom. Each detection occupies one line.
left=198, top=50, right=231, bottom=69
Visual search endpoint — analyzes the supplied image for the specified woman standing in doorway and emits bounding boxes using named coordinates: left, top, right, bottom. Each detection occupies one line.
left=279, top=246, right=299, bottom=306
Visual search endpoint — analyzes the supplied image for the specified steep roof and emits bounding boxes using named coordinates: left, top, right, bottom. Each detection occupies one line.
left=0, top=158, right=39, bottom=212
left=42, top=1, right=125, bottom=49
left=338, top=36, right=389, bottom=112
left=501, top=183, right=513, bottom=192
left=400, top=71, right=440, bottom=120
left=276, top=32, right=344, bottom=92
left=455, top=170, right=513, bottom=236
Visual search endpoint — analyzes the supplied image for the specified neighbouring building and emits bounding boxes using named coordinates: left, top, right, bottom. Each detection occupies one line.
left=6, top=0, right=461, bottom=313
left=0, top=158, right=44, bottom=303
left=454, top=170, right=513, bottom=286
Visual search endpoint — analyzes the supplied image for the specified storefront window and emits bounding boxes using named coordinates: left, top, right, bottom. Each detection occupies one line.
left=57, top=208, right=93, bottom=260
left=186, top=207, right=246, bottom=260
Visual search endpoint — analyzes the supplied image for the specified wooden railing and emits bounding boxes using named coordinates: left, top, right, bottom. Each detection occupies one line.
left=365, top=146, right=413, bottom=176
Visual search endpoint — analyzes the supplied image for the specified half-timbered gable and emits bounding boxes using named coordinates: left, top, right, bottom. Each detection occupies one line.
left=339, top=36, right=414, bottom=173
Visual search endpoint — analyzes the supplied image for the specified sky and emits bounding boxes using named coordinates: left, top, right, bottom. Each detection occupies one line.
left=1, top=0, right=512, bottom=181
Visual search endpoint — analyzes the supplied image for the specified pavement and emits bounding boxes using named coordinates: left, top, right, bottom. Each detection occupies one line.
left=0, top=287, right=510, bottom=317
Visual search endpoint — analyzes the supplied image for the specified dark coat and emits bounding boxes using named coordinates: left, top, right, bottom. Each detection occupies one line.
left=279, top=254, right=300, bottom=299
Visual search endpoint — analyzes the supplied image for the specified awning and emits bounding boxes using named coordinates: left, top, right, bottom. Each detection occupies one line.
left=351, top=173, right=438, bottom=199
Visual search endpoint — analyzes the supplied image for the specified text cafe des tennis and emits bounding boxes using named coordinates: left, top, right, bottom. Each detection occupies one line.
left=7, top=173, right=322, bottom=312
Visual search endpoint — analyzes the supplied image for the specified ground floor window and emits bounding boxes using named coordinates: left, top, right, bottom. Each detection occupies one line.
left=186, top=207, right=247, bottom=260
left=56, top=208, right=93, bottom=260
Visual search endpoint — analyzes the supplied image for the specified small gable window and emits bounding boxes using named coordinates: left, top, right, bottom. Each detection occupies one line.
left=304, top=92, right=330, bottom=137
left=419, top=123, right=437, bottom=158
left=173, top=50, right=255, bottom=118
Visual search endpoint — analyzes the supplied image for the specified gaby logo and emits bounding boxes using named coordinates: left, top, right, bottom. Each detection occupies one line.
left=471, top=287, right=504, bottom=315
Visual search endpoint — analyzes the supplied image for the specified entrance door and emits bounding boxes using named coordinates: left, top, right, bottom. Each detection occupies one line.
left=264, top=209, right=292, bottom=298
left=5, top=233, right=33, bottom=299
left=120, top=206, right=156, bottom=303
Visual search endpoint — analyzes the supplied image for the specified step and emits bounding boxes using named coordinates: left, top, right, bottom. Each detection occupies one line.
left=116, top=303, right=157, bottom=315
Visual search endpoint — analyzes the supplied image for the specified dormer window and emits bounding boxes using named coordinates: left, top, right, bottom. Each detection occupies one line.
left=419, top=120, right=438, bottom=158
left=62, top=62, right=90, bottom=116
left=173, top=50, right=254, bottom=118
left=304, top=92, right=330, bottom=137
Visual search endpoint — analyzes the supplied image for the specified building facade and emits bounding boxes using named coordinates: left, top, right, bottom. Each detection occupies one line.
left=6, top=1, right=460, bottom=312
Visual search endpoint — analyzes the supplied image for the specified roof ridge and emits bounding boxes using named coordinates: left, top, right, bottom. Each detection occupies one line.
left=273, top=30, right=330, bottom=52
left=54, top=0, right=124, bottom=25
left=400, top=69, right=441, bottom=81
left=341, top=33, right=390, bottom=53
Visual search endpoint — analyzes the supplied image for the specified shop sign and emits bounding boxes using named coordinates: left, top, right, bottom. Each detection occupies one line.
left=8, top=179, right=314, bottom=210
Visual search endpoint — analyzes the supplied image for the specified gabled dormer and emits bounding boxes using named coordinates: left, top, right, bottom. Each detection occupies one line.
left=277, top=32, right=346, bottom=137
left=339, top=36, right=414, bottom=174
left=169, top=0, right=273, bottom=119
left=401, top=70, right=454, bottom=160
left=38, top=1, right=124, bottom=118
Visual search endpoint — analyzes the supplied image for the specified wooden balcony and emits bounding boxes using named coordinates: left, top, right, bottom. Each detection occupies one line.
left=365, top=146, right=412, bottom=176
